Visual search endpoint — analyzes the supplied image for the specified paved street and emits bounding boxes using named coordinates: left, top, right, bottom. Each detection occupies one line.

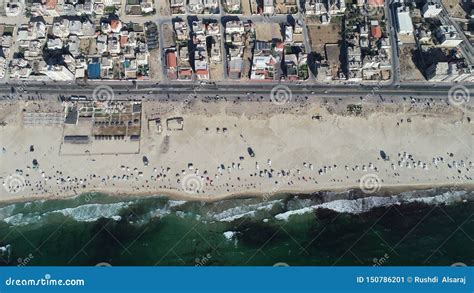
left=0, top=80, right=472, bottom=101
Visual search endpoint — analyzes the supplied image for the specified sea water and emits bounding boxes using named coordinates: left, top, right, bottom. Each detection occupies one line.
left=0, top=189, right=472, bottom=266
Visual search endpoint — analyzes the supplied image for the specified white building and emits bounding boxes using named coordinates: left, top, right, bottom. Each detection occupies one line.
left=224, top=0, right=240, bottom=11
left=396, top=6, right=414, bottom=35
left=425, top=62, right=472, bottom=83
left=285, top=25, right=293, bottom=43
left=328, top=0, right=345, bottom=15
left=435, top=25, right=463, bottom=47
left=307, top=0, right=327, bottom=15
left=5, top=0, right=24, bottom=16
left=305, top=0, right=344, bottom=15
left=42, top=64, right=75, bottom=81
left=422, top=2, right=442, bottom=18
left=0, top=57, right=6, bottom=79
left=47, top=38, right=63, bottom=49
left=225, top=21, right=244, bottom=34
left=103, top=0, right=121, bottom=6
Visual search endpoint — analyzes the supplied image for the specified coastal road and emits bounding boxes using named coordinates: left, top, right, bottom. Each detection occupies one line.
left=0, top=81, right=472, bottom=100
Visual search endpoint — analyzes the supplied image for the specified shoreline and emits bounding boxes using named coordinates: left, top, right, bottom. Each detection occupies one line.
left=2, top=181, right=473, bottom=205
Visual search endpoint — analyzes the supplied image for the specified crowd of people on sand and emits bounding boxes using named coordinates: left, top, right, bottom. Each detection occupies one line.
left=2, top=145, right=472, bottom=198
left=1, top=95, right=471, bottom=199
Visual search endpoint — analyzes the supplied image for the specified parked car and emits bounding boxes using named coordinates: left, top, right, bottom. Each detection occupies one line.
left=247, top=147, right=255, bottom=158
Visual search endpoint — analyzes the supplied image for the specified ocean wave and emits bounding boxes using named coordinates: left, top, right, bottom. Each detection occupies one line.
left=0, top=201, right=131, bottom=225
left=404, top=191, right=467, bottom=205
left=3, top=213, right=43, bottom=226
left=210, top=200, right=283, bottom=222
left=0, top=205, right=16, bottom=221
left=275, top=190, right=470, bottom=221
left=0, top=244, right=11, bottom=261
left=128, top=205, right=174, bottom=225
left=167, top=200, right=187, bottom=208
left=0, top=189, right=470, bottom=226
left=46, top=202, right=130, bottom=222
left=223, top=231, right=237, bottom=240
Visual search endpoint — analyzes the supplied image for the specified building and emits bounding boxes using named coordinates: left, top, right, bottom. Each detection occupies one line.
left=226, top=21, right=245, bottom=34
left=422, top=2, right=442, bottom=18
left=328, top=0, right=345, bottom=15
left=285, top=25, right=293, bottom=44
left=396, top=6, right=414, bottom=36
left=263, top=0, right=274, bottom=14
left=5, top=0, right=24, bottom=16
left=305, top=0, right=327, bottom=15
left=224, top=0, right=241, bottom=12
left=416, top=26, right=432, bottom=44
left=371, top=24, right=382, bottom=39
left=188, top=0, right=204, bottom=13
left=304, top=0, right=345, bottom=15
left=367, top=0, right=384, bottom=7
left=435, top=25, right=463, bottom=47
left=425, top=61, right=473, bottom=82
left=165, top=48, right=178, bottom=78
left=42, top=64, right=75, bottom=81
left=170, top=0, right=185, bottom=13
left=251, top=55, right=277, bottom=80
left=0, top=57, right=6, bottom=79
left=228, top=58, right=243, bottom=79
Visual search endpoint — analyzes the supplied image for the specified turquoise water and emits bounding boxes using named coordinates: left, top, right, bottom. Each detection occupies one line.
left=0, top=190, right=472, bottom=266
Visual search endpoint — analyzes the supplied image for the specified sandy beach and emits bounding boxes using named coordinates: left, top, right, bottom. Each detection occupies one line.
left=0, top=95, right=472, bottom=203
